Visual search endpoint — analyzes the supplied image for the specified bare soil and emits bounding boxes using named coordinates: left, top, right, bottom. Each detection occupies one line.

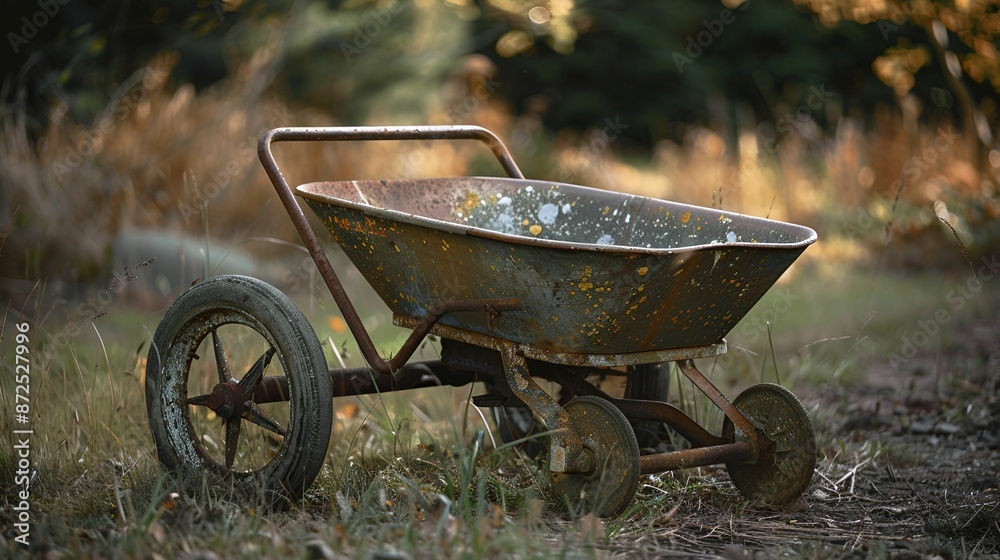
left=610, top=318, right=1000, bottom=558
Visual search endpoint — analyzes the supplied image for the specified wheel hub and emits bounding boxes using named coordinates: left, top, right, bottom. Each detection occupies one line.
left=207, top=381, right=247, bottom=419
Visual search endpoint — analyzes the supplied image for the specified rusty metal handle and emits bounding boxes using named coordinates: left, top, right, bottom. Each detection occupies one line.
left=258, top=125, right=524, bottom=182
left=256, top=126, right=523, bottom=377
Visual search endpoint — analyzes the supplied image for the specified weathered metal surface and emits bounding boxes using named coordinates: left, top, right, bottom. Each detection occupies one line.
left=552, top=396, right=641, bottom=517
left=609, top=398, right=728, bottom=449
left=400, top=318, right=726, bottom=367
left=298, top=176, right=815, bottom=357
left=677, top=359, right=758, bottom=452
left=499, top=344, right=591, bottom=474
left=722, top=383, right=817, bottom=505
left=258, top=126, right=523, bottom=376
left=638, top=441, right=756, bottom=474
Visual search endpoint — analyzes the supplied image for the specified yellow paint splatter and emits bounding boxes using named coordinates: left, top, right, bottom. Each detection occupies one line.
left=464, top=192, right=480, bottom=210
left=522, top=219, right=530, bottom=226
left=680, top=212, right=691, bottom=223
left=637, top=266, right=648, bottom=276
left=529, top=224, right=543, bottom=235
left=329, top=316, right=348, bottom=334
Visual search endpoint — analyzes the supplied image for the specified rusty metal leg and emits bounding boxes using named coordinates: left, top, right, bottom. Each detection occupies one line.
left=499, top=344, right=592, bottom=474
left=610, top=398, right=728, bottom=449
left=677, top=359, right=760, bottom=461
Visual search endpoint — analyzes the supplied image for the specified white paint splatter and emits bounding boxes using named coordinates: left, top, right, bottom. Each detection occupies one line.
left=537, top=203, right=559, bottom=225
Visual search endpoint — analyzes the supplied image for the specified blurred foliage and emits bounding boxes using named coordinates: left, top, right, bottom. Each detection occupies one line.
left=792, top=0, right=1000, bottom=160
left=476, top=0, right=897, bottom=148
left=4, top=0, right=998, bottom=149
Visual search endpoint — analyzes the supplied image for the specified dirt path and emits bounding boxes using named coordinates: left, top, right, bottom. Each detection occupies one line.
left=613, top=319, right=1000, bottom=557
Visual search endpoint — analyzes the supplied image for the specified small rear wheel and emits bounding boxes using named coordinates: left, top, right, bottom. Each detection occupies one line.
left=722, top=383, right=816, bottom=505
left=145, top=275, right=333, bottom=506
left=551, top=396, right=640, bottom=517
left=492, top=362, right=673, bottom=458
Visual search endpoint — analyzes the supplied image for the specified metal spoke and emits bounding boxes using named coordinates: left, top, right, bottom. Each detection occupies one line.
left=185, top=393, right=212, bottom=406
left=245, top=404, right=286, bottom=436
left=239, top=348, right=276, bottom=398
left=225, top=417, right=242, bottom=470
left=212, top=330, right=232, bottom=384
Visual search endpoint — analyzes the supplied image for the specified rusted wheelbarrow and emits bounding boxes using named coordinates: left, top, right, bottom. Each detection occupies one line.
left=145, top=126, right=818, bottom=516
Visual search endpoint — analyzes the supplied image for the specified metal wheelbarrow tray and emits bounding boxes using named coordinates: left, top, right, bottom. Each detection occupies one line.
left=145, top=126, right=819, bottom=517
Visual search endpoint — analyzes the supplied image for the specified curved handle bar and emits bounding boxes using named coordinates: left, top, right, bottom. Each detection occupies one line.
left=255, top=126, right=524, bottom=376
left=258, top=125, right=524, bottom=182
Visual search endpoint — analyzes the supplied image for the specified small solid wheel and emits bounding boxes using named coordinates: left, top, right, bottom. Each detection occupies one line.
left=145, top=275, right=333, bottom=505
left=722, top=383, right=816, bottom=505
left=551, top=396, right=640, bottom=517
left=492, top=363, right=673, bottom=458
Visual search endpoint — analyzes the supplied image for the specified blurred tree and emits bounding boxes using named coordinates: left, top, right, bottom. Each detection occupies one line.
left=473, top=0, right=897, bottom=153
left=0, top=0, right=280, bottom=137
left=792, top=0, right=1000, bottom=165
left=277, top=0, right=473, bottom=124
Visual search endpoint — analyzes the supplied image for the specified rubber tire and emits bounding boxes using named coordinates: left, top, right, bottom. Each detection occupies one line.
left=145, top=275, right=332, bottom=505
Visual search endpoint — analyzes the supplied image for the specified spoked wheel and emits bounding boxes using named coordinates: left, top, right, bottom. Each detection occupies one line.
left=145, top=275, right=333, bottom=506
left=551, top=396, right=640, bottom=517
left=722, top=383, right=816, bottom=505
